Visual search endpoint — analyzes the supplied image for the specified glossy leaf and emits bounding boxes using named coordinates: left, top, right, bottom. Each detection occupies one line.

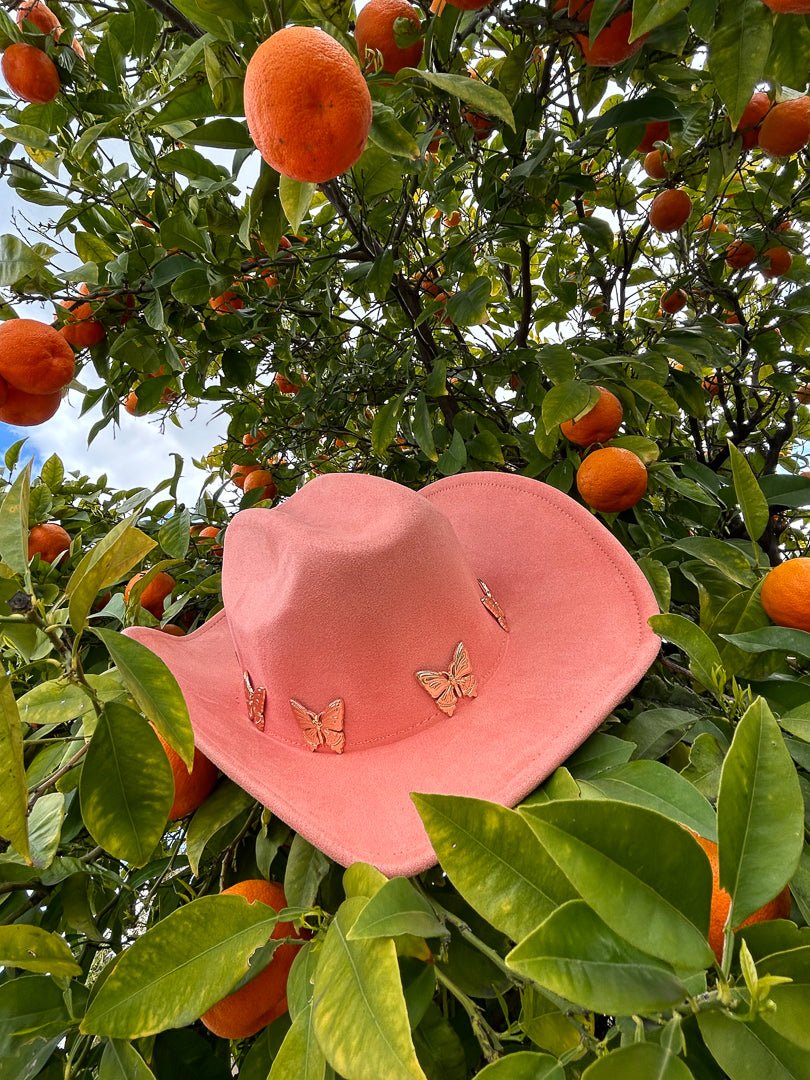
left=582, top=1042, right=695, bottom=1079
left=100, top=1040, right=156, bottom=1080
left=507, top=901, right=687, bottom=1015
left=0, top=459, right=31, bottom=576
left=412, top=793, right=574, bottom=942
left=81, top=894, right=281, bottom=1037
left=474, top=1053, right=563, bottom=1079
left=312, top=897, right=426, bottom=1080
left=758, top=947, right=810, bottom=1051
left=369, top=102, right=420, bottom=160
left=65, top=515, right=155, bottom=634
left=717, top=698, right=804, bottom=927
left=708, top=0, right=772, bottom=127
left=630, top=0, right=690, bottom=39
left=269, top=1002, right=328, bottom=1080
left=284, top=832, right=331, bottom=908
left=542, top=381, right=600, bottom=433
left=280, top=175, right=315, bottom=234
left=186, top=780, right=253, bottom=876
left=698, top=1008, right=809, bottom=1080
left=398, top=70, right=515, bottom=129
left=347, top=877, right=446, bottom=941
left=727, top=442, right=769, bottom=542
left=649, top=613, right=724, bottom=691
left=0, top=925, right=81, bottom=976
left=0, top=671, right=29, bottom=860
left=720, top=627, right=810, bottom=659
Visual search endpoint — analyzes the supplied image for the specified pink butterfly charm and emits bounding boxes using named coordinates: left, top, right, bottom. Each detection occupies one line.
left=243, top=672, right=266, bottom=731
left=478, top=578, right=509, bottom=632
left=416, top=641, right=478, bottom=717
left=290, top=698, right=346, bottom=754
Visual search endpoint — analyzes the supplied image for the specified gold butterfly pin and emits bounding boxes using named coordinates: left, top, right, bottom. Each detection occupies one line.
left=244, top=672, right=266, bottom=731
left=290, top=698, right=346, bottom=754
left=478, top=579, right=509, bottom=632
left=416, top=641, right=478, bottom=717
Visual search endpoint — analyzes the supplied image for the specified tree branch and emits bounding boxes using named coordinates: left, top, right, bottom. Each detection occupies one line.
left=141, top=0, right=203, bottom=39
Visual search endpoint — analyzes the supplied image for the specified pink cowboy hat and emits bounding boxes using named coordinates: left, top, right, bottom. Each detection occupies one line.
left=125, top=472, right=659, bottom=876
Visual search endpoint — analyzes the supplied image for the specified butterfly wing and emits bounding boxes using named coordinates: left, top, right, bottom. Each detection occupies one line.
left=290, top=699, right=323, bottom=751
left=247, top=686, right=267, bottom=730
left=320, top=699, right=346, bottom=755
left=415, top=669, right=458, bottom=716
left=449, top=641, right=478, bottom=700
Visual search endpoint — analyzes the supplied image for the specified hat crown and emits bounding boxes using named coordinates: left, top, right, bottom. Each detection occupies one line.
left=222, top=474, right=505, bottom=751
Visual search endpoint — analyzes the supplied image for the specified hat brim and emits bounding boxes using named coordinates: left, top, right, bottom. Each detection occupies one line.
left=126, top=473, right=659, bottom=877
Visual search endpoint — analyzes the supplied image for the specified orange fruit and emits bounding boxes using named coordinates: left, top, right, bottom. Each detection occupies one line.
left=725, top=239, right=757, bottom=269
left=124, top=390, right=140, bottom=415
left=0, top=385, right=62, bottom=426
left=463, top=108, right=495, bottom=140
left=161, top=624, right=186, bottom=636
left=636, top=120, right=670, bottom=154
left=200, top=880, right=303, bottom=1039
left=703, top=374, right=721, bottom=397
left=60, top=285, right=107, bottom=349
left=199, top=525, right=224, bottom=557
left=156, top=732, right=219, bottom=819
left=796, top=384, right=810, bottom=404
left=443, top=210, right=462, bottom=227
left=0, top=319, right=75, bottom=395
left=576, top=447, right=647, bottom=512
left=243, top=469, right=277, bottom=500
left=124, top=571, right=175, bottom=620
left=209, top=290, right=244, bottom=313
left=648, top=188, right=692, bottom=233
left=230, top=463, right=259, bottom=489
left=735, top=91, right=771, bottom=149
left=697, top=214, right=729, bottom=233
left=15, top=0, right=60, bottom=34
left=691, top=834, right=792, bottom=963
left=560, top=386, right=623, bottom=446
left=761, top=558, right=810, bottom=632
left=275, top=373, right=299, bottom=395
left=643, top=149, right=669, bottom=179
left=1, top=42, right=60, bottom=103
left=355, top=0, right=423, bottom=74
left=242, top=431, right=267, bottom=447
left=28, top=523, right=70, bottom=564
left=0, top=375, right=7, bottom=407
left=758, top=96, right=810, bottom=157
left=567, top=0, right=648, bottom=67
left=761, top=0, right=810, bottom=10
left=763, top=245, right=792, bottom=278
left=245, top=27, right=372, bottom=184
left=661, top=288, right=687, bottom=315
left=438, top=0, right=491, bottom=8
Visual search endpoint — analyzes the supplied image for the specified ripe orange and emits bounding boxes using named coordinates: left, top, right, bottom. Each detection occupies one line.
left=691, top=834, right=792, bottom=963
left=796, top=384, right=810, bottom=405
left=60, top=285, right=107, bottom=349
left=28, top=523, right=70, bottom=564
left=648, top=188, right=692, bottom=233
left=124, top=571, right=175, bottom=619
left=703, top=374, right=722, bottom=397
left=157, top=731, right=218, bottom=820
left=199, top=526, right=224, bottom=557
left=643, top=149, right=669, bottom=179
left=230, top=463, right=259, bottom=489
left=735, top=91, right=770, bottom=149
left=161, top=624, right=186, bottom=636
left=761, top=0, right=810, bottom=10
left=697, top=213, right=729, bottom=233
left=275, top=373, right=299, bottom=395
left=636, top=120, right=670, bottom=154
left=566, top=0, right=649, bottom=67
left=124, top=390, right=140, bottom=416
left=15, top=0, right=60, bottom=34
left=209, top=290, right=244, bottom=313
left=243, top=469, right=277, bottom=500
left=245, top=27, right=372, bottom=183
left=463, top=108, right=495, bottom=141
left=443, top=210, right=462, bottom=227
left=560, top=386, right=623, bottom=446
left=0, top=375, right=7, bottom=407
left=576, top=447, right=647, bottom=512
left=1, top=42, right=60, bottom=103
left=0, top=385, right=62, bottom=426
left=0, top=319, right=75, bottom=395
left=758, top=96, right=810, bottom=157
left=661, top=288, right=687, bottom=314
left=763, top=245, right=792, bottom=278
left=355, top=0, right=423, bottom=74
left=725, top=239, right=757, bottom=269
left=242, top=431, right=267, bottom=448
left=761, top=558, right=810, bottom=632
left=200, top=880, right=303, bottom=1039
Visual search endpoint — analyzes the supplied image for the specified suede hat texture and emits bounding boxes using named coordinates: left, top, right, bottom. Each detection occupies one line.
left=125, top=471, right=660, bottom=876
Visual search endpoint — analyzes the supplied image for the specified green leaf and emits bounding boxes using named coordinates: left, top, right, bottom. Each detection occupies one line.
left=412, top=394, right=438, bottom=462
left=186, top=780, right=253, bottom=876
left=79, top=702, right=174, bottom=866
left=279, top=175, right=316, bottom=234
left=720, top=626, right=810, bottom=658
left=507, top=900, right=688, bottom=1015
left=630, top=0, right=691, bottom=39
left=475, top=1053, right=564, bottom=1080
left=649, top=613, right=724, bottom=691
left=312, top=897, right=426, bottom=1080
left=16, top=680, right=91, bottom=728
left=4, top=437, right=27, bottom=472
left=0, top=672, right=29, bottom=861
left=284, top=832, right=331, bottom=908
left=348, top=878, right=446, bottom=941
left=708, top=0, right=772, bottom=128
left=100, top=1039, right=156, bottom=1079
left=728, top=442, right=769, bottom=542
left=39, top=453, right=64, bottom=491
left=23, top=791, right=65, bottom=869
left=412, top=793, right=574, bottom=942
left=589, top=92, right=681, bottom=134
left=158, top=510, right=191, bottom=560
left=269, top=1002, right=328, bottom=1080
left=0, top=975, right=71, bottom=1071
left=0, top=460, right=31, bottom=576
left=369, top=102, right=420, bottom=160
left=183, top=118, right=253, bottom=148
left=758, top=947, right=810, bottom=1051
left=81, top=894, right=281, bottom=1038
left=92, top=629, right=194, bottom=769
left=0, top=925, right=81, bottom=977
left=397, top=70, right=515, bottom=130
left=445, top=277, right=491, bottom=326
left=717, top=698, right=804, bottom=928
left=542, top=382, right=600, bottom=433
left=436, top=428, right=466, bottom=476
left=521, top=800, right=714, bottom=972
left=372, top=394, right=405, bottom=458
left=698, top=1009, right=809, bottom=1080
left=582, top=1042, right=695, bottom=1079
left=0, top=235, right=46, bottom=285
left=466, top=430, right=504, bottom=465
left=65, top=515, right=156, bottom=635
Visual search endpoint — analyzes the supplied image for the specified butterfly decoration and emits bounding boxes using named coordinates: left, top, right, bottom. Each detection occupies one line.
left=290, top=697, right=346, bottom=754
left=416, top=641, right=478, bottom=717
left=243, top=671, right=266, bottom=731
left=478, top=578, right=509, bottom=632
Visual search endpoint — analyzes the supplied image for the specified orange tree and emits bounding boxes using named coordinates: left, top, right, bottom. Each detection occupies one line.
left=1, top=0, right=810, bottom=1076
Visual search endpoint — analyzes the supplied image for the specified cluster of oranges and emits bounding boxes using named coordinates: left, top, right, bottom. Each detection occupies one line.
left=0, top=319, right=75, bottom=427
left=230, top=431, right=278, bottom=501
left=1, top=1, right=83, bottom=105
